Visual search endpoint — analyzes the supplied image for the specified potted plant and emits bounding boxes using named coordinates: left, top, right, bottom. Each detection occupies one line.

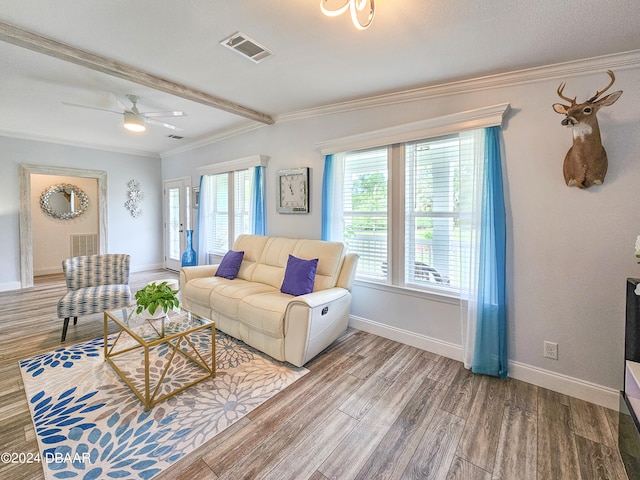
left=135, top=281, right=180, bottom=318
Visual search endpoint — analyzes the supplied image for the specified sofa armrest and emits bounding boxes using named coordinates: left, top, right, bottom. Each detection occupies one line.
left=289, top=287, right=349, bottom=309
left=336, top=253, right=359, bottom=291
left=284, top=287, right=352, bottom=367
left=180, top=265, right=219, bottom=289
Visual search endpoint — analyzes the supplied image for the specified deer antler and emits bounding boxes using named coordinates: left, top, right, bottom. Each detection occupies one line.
left=588, top=70, right=616, bottom=102
left=556, top=82, right=576, bottom=105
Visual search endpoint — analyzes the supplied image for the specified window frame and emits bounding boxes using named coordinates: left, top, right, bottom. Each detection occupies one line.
left=319, top=104, right=509, bottom=299
left=341, top=138, right=464, bottom=296
left=201, top=168, right=252, bottom=256
left=197, top=155, right=268, bottom=261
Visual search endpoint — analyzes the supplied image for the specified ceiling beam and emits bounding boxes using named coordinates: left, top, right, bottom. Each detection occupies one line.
left=0, top=20, right=275, bottom=125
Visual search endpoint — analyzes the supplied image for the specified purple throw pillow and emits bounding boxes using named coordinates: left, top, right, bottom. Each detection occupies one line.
left=215, top=250, right=244, bottom=280
left=281, top=254, right=319, bottom=296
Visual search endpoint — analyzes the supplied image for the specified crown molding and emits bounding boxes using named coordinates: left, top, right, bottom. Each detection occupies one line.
left=160, top=49, right=640, bottom=157
left=0, top=128, right=160, bottom=158
left=278, top=49, right=640, bottom=123
left=160, top=121, right=266, bottom=158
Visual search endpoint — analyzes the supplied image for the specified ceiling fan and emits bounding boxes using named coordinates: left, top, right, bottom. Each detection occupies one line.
left=62, top=94, right=186, bottom=133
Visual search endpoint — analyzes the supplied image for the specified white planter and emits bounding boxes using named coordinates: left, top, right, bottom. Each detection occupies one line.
left=139, top=306, right=167, bottom=319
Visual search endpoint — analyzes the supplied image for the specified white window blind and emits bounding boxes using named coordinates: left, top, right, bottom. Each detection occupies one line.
left=233, top=169, right=251, bottom=240
left=326, top=105, right=508, bottom=297
left=210, top=173, right=229, bottom=252
left=404, top=134, right=474, bottom=290
left=203, top=169, right=252, bottom=256
left=339, top=132, right=478, bottom=294
left=342, top=147, right=388, bottom=281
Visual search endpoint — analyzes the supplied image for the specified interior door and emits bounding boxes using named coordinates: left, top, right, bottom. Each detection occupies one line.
left=164, top=178, right=190, bottom=271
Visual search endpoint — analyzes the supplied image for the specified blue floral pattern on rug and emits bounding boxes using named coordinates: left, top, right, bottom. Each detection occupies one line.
left=20, top=337, right=105, bottom=378
left=20, top=332, right=308, bottom=480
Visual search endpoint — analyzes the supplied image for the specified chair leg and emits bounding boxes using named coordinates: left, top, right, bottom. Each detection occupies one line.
left=73, top=317, right=78, bottom=325
left=61, top=317, right=70, bottom=342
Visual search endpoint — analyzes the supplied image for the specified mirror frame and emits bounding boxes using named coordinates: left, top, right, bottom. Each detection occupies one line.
left=40, top=183, right=90, bottom=220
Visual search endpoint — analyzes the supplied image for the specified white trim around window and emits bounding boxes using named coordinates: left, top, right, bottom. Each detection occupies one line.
left=316, top=103, right=510, bottom=155
left=321, top=103, right=510, bottom=299
left=197, top=154, right=269, bottom=176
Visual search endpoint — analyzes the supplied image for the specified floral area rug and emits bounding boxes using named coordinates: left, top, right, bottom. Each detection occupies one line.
left=19, top=330, right=308, bottom=480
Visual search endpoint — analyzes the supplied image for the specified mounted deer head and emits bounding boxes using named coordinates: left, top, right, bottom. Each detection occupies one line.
left=552, top=70, right=622, bottom=189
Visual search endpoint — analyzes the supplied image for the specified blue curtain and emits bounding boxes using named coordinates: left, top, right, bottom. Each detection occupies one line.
left=321, top=154, right=334, bottom=241
left=472, top=126, right=507, bottom=377
left=252, top=166, right=266, bottom=235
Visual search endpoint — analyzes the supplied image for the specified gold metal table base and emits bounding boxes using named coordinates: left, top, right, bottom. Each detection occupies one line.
left=104, top=308, right=216, bottom=412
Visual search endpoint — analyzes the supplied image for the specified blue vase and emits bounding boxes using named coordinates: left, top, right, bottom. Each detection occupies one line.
left=181, top=229, right=197, bottom=266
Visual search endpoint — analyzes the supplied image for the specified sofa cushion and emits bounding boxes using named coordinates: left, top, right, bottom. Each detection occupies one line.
left=209, top=281, right=277, bottom=319
left=293, top=239, right=344, bottom=291
left=251, top=237, right=299, bottom=289
left=281, top=254, right=318, bottom=296
left=215, top=250, right=244, bottom=279
left=181, top=277, right=227, bottom=307
left=233, top=234, right=269, bottom=281
left=237, top=292, right=293, bottom=338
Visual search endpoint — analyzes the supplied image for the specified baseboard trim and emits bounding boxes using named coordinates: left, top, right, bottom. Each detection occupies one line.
left=349, top=315, right=463, bottom=361
left=349, top=315, right=620, bottom=410
left=508, top=361, right=619, bottom=410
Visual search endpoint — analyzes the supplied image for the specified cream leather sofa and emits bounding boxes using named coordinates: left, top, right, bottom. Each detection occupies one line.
left=179, top=234, right=358, bottom=367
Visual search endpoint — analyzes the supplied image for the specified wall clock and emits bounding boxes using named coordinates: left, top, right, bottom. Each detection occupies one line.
left=277, top=168, right=309, bottom=213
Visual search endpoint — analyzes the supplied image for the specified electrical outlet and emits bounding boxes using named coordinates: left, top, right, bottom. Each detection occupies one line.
left=544, top=341, right=558, bottom=360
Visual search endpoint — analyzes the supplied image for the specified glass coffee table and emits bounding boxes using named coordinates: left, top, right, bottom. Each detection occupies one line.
left=104, top=305, right=216, bottom=411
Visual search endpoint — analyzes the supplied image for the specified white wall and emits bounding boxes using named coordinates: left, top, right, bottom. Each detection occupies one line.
left=163, top=61, right=640, bottom=407
left=31, top=174, right=99, bottom=275
left=0, top=136, right=164, bottom=290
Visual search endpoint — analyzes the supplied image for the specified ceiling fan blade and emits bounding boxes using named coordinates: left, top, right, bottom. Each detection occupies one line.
left=109, top=93, right=131, bottom=113
left=62, top=102, right=121, bottom=115
left=143, top=111, right=187, bottom=118
left=146, top=118, right=183, bottom=131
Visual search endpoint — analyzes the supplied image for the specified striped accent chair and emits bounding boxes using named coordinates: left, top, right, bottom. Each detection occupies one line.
left=57, top=254, right=132, bottom=342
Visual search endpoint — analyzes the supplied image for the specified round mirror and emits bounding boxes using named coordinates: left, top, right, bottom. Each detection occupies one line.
left=40, top=184, right=89, bottom=220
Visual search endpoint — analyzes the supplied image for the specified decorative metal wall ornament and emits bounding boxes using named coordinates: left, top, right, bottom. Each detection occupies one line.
left=40, top=183, right=89, bottom=220
left=125, top=179, right=144, bottom=217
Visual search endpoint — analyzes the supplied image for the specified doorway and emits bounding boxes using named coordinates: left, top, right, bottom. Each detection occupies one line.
left=19, top=164, right=107, bottom=289
left=164, top=177, right=192, bottom=271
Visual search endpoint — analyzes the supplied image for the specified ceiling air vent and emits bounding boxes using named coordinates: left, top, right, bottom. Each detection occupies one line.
left=167, top=134, right=184, bottom=140
left=220, top=32, right=273, bottom=63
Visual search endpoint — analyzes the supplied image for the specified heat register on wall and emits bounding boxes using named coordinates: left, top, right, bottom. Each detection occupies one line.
left=70, top=234, right=98, bottom=257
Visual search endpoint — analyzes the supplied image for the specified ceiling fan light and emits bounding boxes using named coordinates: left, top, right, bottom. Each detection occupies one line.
left=123, top=112, right=146, bottom=132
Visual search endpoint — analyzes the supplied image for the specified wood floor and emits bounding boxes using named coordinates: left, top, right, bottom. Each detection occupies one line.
left=0, top=271, right=629, bottom=480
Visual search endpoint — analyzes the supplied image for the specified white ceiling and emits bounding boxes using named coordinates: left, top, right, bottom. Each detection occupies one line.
left=1, top=0, right=639, bottom=157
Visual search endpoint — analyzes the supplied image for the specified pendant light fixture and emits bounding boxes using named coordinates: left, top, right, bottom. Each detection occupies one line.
left=320, top=0, right=375, bottom=30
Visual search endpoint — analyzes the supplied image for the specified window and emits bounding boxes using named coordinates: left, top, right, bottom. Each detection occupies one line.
left=196, top=155, right=267, bottom=265
left=201, top=169, right=251, bottom=257
left=343, top=147, right=388, bottom=280
left=338, top=131, right=477, bottom=294
left=321, top=104, right=508, bottom=297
